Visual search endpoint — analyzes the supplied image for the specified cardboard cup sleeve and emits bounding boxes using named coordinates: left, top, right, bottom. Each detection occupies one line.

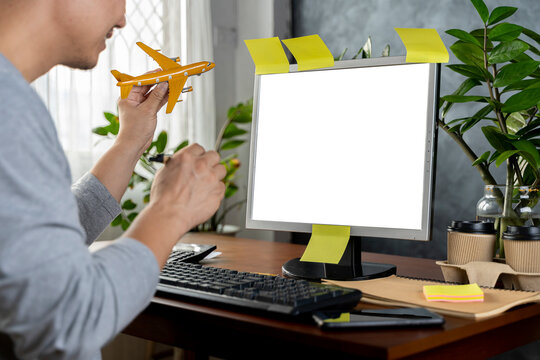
left=448, top=232, right=496, bottom=265
left=504, top=240, right=540, bottom=273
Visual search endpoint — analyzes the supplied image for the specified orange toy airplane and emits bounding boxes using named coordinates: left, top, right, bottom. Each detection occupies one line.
left=111, top=41, right=215, bottom=113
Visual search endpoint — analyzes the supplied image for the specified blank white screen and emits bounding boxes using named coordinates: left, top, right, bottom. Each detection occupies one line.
left=251, top=63, right=431, bottom=230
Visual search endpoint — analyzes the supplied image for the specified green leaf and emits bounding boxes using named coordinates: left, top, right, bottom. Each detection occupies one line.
left=92, top=126, right=109, bottom=136
left=488, top=6, right=518, bottom=25
left=470, top=0, right=489, bottom=24
left=516, top=118, right=540, bottom=137
left=220, top=140, right=246, bottom=151
left=502, top=79, right=540, bottom=93
left=446, top=64, right=491, bottom=81
left=496, top=150, right=520, bottom=167
left=174, top=140, right=189, bottom=153
left=470, top=28, right=494, bottom=51
left=441, top=78, right=481, bottom=118
left=502, top=88, right=540, bottom=113
left=493, top=61, right=540, bottom=88
left=440, top=95, right=486, bottom=103
left=511, top=52, right=534, bottom=64
left=472, top=151, right=491, bottom=166
left=155, top=131, right=167, bottom=153
left=446, top=29, right=482, bottom=47
left=488, top=40, right=529, bottom=64
left=521, top=128, right=540, bottom=140
left=335, top=48, right=347, bottom=61
left=506, top=112, right=527, bottom=134
left=127, top=212, right=138, bottom=222
left=482, top=126, right=513, bottom=152
left=488, top=150, right=501, bottom=164
left=121, top=219, right=130, bottom=231
left=450, top=41, right=485, bottom=66
left=523, top=164, right=537, bottom=183
left=143, top=193, right=150, bottom=203
left=228, top=101, right=253, bottom=124
left=488, top=23, right=523, bottom=42
left=522, top=28, right=540, bottom=45
left=523, top=41, right=540, bottom=57
left=461, top=104, right=493, bottom=133
left=223, top=123, right=248, bottom=139
left=104, top=112, right=117, bottom=123
left=111, top=214, right=122, bottom=227
left=225, top=183, right=239, bottom=198
left=122, top=199, right=137, bottom=210
left=514, top=139, right=540, bottom=168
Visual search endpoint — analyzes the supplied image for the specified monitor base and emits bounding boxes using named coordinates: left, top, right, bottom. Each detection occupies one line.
left=282, top=257, right=396, bottom=282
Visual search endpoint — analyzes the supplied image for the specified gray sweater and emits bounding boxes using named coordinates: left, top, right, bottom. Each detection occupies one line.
left=0, top=54, right=159, bottom=359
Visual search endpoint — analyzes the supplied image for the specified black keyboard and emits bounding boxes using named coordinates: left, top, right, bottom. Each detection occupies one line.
left=167, top=243, right=217, bottom=264
left=157, top=263, right=362, bottom=316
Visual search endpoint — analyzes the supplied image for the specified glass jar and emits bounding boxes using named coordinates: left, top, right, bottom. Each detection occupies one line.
left=476, top=185, right=540, bottom=257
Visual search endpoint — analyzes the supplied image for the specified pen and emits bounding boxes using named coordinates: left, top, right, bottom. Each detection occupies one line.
left=149, top=153, right=172, bottom=164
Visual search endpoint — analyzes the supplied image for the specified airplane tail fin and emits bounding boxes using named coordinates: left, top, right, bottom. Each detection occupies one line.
left=110, top=69, right=134, bottom=82
left=120, top=85, right=134, bottom=99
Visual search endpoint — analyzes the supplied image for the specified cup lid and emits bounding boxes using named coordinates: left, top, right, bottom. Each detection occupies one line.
left=503, top=226, right=540, bottom=240
left=447, top=221, right=496, bottom=234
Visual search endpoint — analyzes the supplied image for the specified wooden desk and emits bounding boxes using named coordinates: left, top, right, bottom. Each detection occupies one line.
left=123, top=233, right=540, bottom=359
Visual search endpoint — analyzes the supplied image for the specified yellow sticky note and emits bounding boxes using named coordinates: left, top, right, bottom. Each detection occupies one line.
left=324, top=312, right=351, bottom=323
left=244, top=37, right=290, bottom=75
left=300, top=224, right=350, bottom=264
left=423, top=283, right=484, bottom=302
left=282, top=34, right=334, bottom=71
left=395, top=28, right=449, bottom=63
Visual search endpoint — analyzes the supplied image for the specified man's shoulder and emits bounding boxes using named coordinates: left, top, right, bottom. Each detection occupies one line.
left=0, top=71, right=43, bottom=116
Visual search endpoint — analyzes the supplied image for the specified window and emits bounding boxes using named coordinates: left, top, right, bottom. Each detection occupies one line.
left=33, top=0, right=215, bottom=181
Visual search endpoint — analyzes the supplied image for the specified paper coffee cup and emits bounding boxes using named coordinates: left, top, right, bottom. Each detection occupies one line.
left=503, top=226, right=540, bottom=273
left=447, top=221, right=496, bottom=265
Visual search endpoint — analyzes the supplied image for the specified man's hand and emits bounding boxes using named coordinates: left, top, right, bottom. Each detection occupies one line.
left=124, top=144, right=227, bottom=267
left=150, top=144, right=227, bottom=228
left=91, top=70, right=169, bottom=202
left=116, top=69, right=169, bottom=158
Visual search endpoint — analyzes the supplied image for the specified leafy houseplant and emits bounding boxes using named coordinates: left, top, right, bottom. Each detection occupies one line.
left=92, top=99, right=253, bottom=232
left=334, top=36, right=390, bottom=61
left=439, top=0, right=540, bottom=256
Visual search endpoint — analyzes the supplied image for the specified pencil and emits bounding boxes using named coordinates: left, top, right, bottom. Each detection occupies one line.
left=149, top=153, right=172, bottom=164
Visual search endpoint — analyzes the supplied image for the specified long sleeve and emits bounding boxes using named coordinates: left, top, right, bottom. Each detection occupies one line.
left=0, top=54, right=160, bottom=359
left=72, top=172, right=122, bottom=245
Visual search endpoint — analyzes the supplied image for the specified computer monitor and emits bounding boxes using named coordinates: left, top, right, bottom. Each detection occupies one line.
left=246, top=56, right=440, bottom=281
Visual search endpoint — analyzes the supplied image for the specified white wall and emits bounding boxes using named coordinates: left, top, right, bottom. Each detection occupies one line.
left=212, top=0, right=289, bottom=241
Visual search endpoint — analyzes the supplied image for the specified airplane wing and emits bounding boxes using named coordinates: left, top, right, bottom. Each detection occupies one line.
left=136, top=42, right=180, bottom=71
left=166, top=77, right=188, bottom=114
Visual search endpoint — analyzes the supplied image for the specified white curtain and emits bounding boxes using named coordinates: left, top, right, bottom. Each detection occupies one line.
left=32, top=0, right=216, bottom=181
left=171, top=0, right=216, bottom=150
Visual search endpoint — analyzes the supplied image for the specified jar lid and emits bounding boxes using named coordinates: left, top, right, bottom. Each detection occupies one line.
left=447, top=221, right=496, bottom=234
left=503, top=226, right=540, bottom=240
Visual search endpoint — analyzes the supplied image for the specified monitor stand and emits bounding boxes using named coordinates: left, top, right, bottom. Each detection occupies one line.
left=282, top=237, right=396, bottom=282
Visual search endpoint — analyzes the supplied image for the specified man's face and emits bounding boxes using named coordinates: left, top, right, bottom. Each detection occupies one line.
left=54, top=0, right=126, bottom=70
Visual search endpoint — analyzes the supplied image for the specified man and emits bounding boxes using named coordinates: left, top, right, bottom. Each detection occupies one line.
left=0, top=0, right=226, bottom=358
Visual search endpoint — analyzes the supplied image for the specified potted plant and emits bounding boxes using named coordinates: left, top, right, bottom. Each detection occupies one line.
left=439, top=0, right=540, bottom=256
left=92, top=98, right=253, bottom=233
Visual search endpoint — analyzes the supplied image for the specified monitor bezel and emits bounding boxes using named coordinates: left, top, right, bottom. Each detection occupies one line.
left=246, top=56, right=439, bottom=241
